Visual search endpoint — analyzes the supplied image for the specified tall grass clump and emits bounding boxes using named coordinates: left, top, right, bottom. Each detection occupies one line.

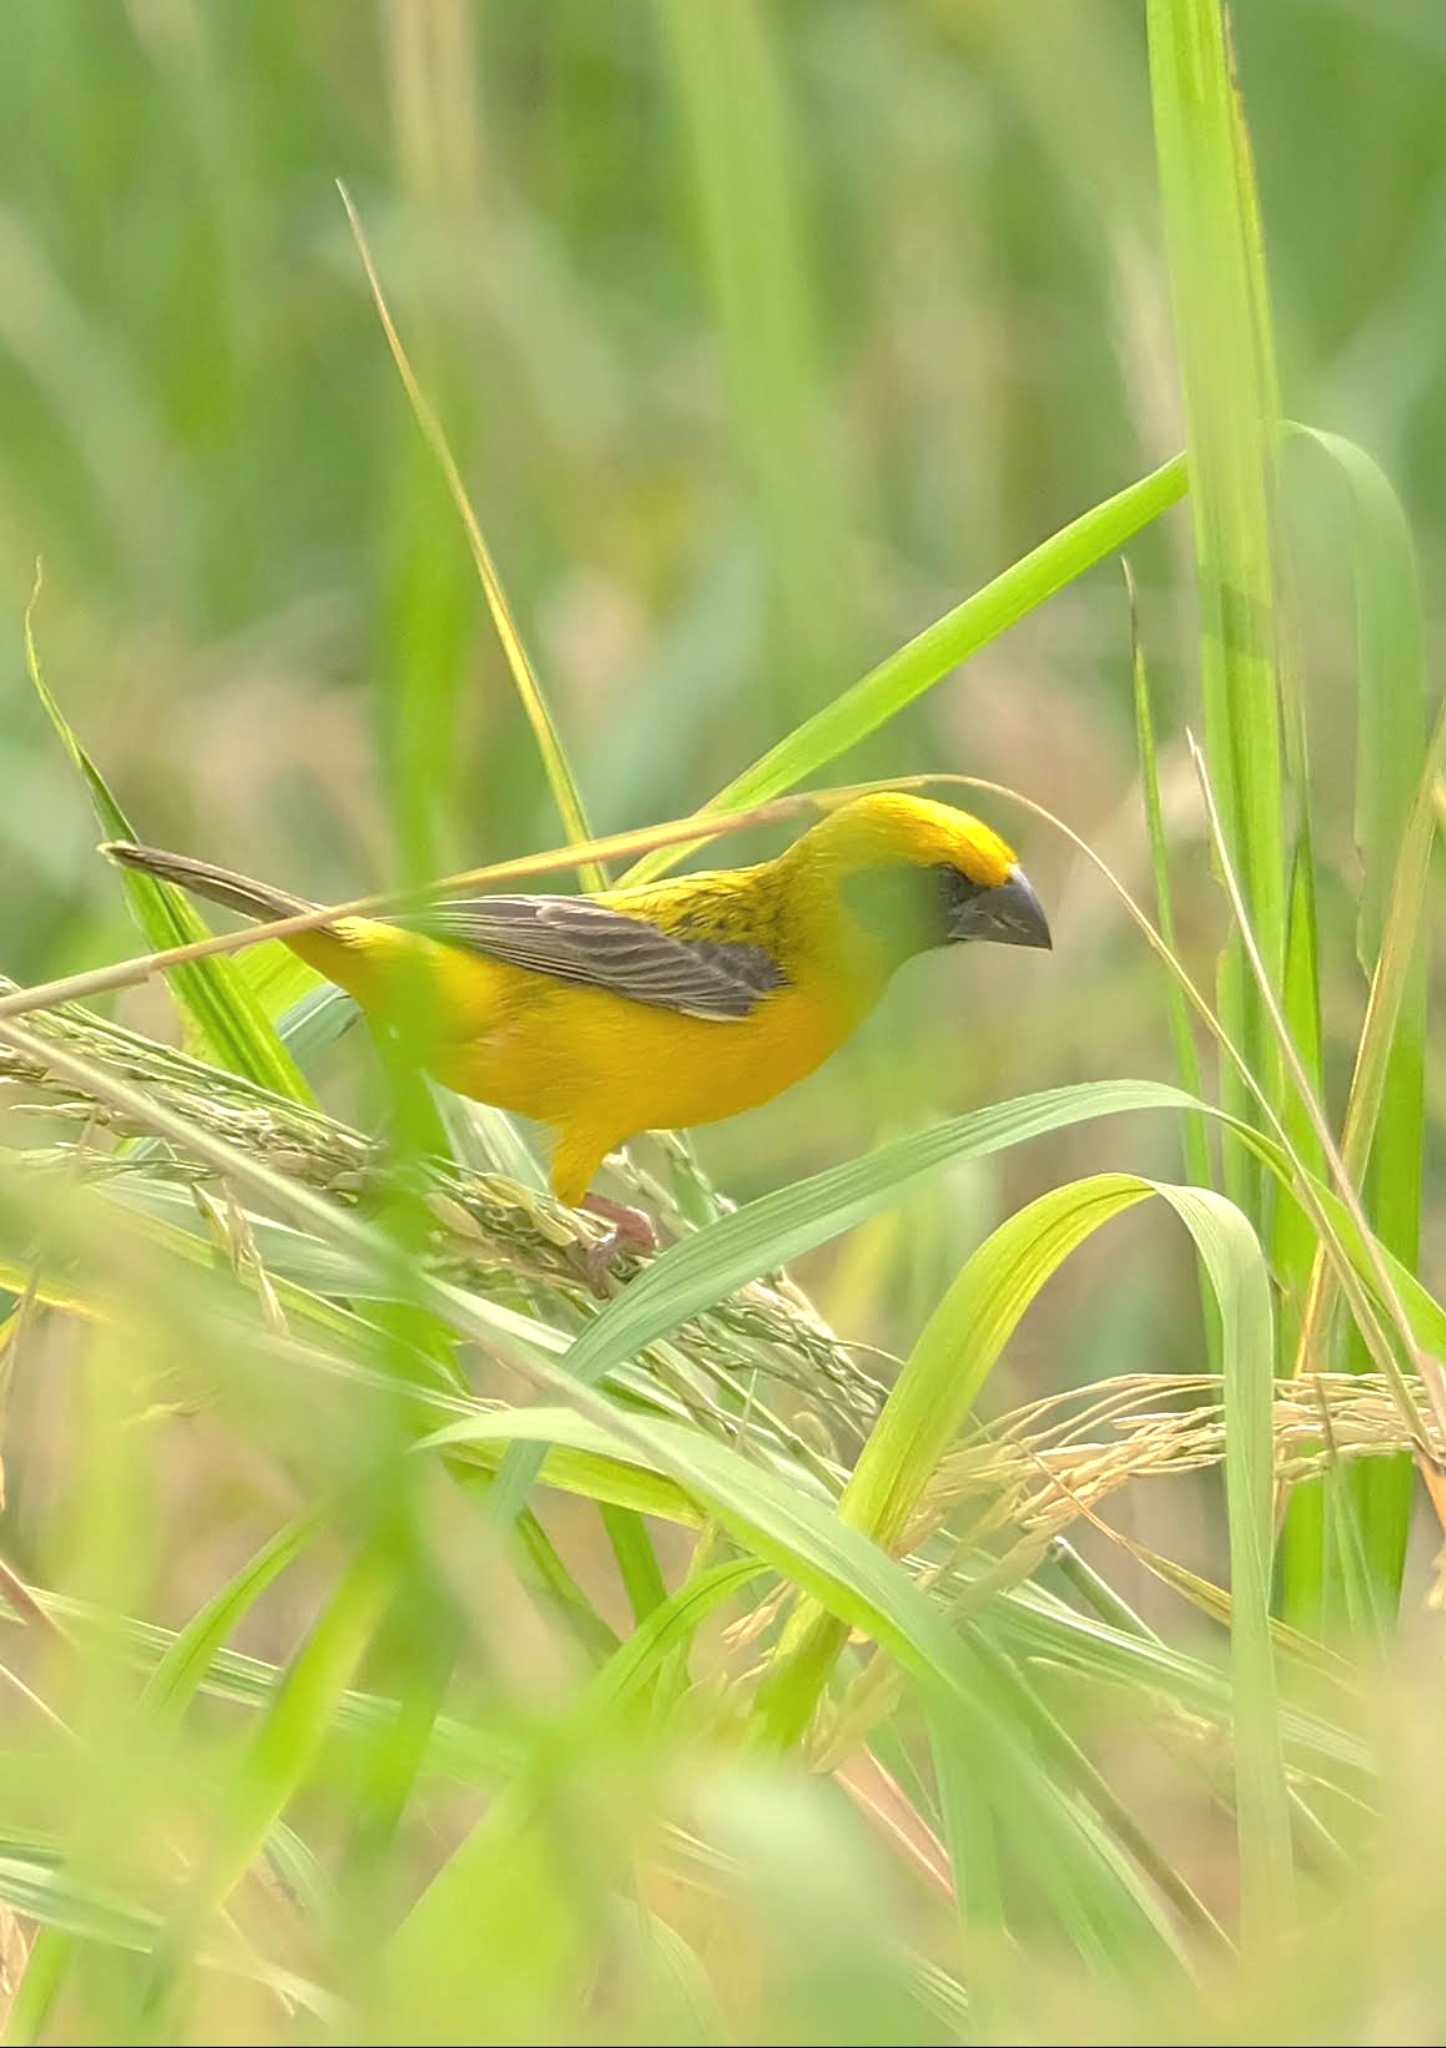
left=0, top=1, right=1440, bottom=2042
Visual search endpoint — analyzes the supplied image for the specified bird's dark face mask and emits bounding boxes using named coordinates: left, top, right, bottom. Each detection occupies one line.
left=939, top=863, right=1052, bottom=951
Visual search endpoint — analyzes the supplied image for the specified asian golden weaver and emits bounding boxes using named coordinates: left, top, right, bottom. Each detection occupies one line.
left=104, top=793, right=1050, bottom=1264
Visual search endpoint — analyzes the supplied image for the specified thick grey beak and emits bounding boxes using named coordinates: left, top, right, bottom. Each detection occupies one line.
left=951, top=865, right=1052, bottom=951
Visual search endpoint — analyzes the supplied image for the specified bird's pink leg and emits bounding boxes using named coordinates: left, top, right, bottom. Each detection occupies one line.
left=579, top=1192, right=659, bottom=1293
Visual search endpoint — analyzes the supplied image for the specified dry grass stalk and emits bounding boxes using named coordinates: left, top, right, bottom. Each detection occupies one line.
left=0, top=981, right=883, bottom=1459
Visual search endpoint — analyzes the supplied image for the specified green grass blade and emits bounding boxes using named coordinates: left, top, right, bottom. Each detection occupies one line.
left=1272, top=620, right=1330, bottom=1619
left=756, top=1162, right=1291, bottom=1902
left=1286, top=430, right=1431, bottom=972
left=621, top=454, right=1187, bottom=884
left=1127, top=562, right=1214, bottom=1196
left=1285, top=425, right=1432, bottom=1607
left=1127, top=559, right=1225, bottom=1380
left=23, top=583, right=313, bottom=1105
left=960, top=1634, right=1226, bottom=1948
left=0, top=1851, right=335, bottom=2021
left=405, top=1406, right=1192, bottom=1969
left=491, top=1080, right=1201, bottom=1519
left=1275, top=838, right=1334, bottom=1623
left=582, top=1558, right=767, bottom=1720
left=1333, top=696, right=1444, bottom=1210
left=599, top=1504, right=669, bottom=1626
left=1271, top=499, right=1329, bottom=1361
left=1147, top=0, right=1288, bottom=1208
left=842, top=1176, right=1151, bottom=1554
left=2, top=1924, right=72, bottom=2045
left=1188, top=739, right=1443, bottom=1447
left=338, top=183, right=605, bottom=892
left=754, top=1174, right=1154, bottom=1746
left=1153, top=1185, right=1293, bottom=1932
left=509, top=1506, right=615, bottom=1662
left=1270, top=408, right=1330, bottom=1615
left=141, top=1513, right=324, bottom=1732
left=931, top=1727, right=1002, bottom=1969
left=177, top=1542, right=395, bottom=1923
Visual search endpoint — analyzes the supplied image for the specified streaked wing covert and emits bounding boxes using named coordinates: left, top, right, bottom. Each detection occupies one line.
left=397, top=896, right=787, bottom=1020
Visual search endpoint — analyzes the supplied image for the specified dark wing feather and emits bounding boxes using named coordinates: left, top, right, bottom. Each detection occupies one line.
left=396, top=896, right=787, bottom=1020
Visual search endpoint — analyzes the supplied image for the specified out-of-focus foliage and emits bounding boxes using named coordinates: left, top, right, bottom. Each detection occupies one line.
left=0, top=2, right=1443, bottom=2041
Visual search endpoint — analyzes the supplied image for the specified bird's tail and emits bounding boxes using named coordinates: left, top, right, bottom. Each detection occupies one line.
left=100, top=842, right=321, bottom=926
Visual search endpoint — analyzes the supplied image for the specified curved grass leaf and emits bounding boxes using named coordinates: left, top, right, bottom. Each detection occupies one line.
left=141, top=1514, right=325, bottom=1732
left=495, top=1070, right=1446, bottom=1520
left=180, top=1543, right=395, bottom=1925
left=752, top=1167, right=1291, bottom=1916
left=23, top=585, right=312, bottom=1106
left=583, top=1557, right=767, bottom=1719
left=338, top=183, right=605, bottom=893
left=402, top=1403, right=1191, bottom=1968
left=430, top=1157, right=1292, bottom=1936
left=1282, top=424, right=1434, bottom=1609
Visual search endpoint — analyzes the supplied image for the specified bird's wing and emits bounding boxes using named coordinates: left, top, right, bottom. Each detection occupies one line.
left=396, top=895, right=788, bottom=1020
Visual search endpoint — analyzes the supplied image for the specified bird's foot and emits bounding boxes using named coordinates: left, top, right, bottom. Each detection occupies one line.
left=579, top=1194, right=660, bottom=1295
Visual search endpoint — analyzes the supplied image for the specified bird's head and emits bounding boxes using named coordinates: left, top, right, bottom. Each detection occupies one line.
left=788, top=791, right=1052, bottom=959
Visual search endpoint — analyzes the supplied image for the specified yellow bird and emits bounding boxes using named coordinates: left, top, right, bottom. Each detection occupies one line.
left=104, top=793, right=1049, bottom=1267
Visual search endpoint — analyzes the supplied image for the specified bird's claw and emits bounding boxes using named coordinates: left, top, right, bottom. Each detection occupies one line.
left=578, top=1195, right=660, bottom=1296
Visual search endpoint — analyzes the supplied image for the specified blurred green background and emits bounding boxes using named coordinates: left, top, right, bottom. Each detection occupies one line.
left=0, top=0, right=1442, bottom=1534
left=0, top=5, right=1445, bottom=2039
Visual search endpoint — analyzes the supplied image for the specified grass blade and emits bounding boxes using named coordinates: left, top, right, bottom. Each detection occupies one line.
left=599, top=1504, right=669, bottom=1626
left=406, top=1405, right=1192, bottom=1970
left=23, top=575, right=312, bottom=1105
left=754, top=1174, right=1155, bottom=1746
left=173, top=1542, right=394, bottom=1923
left=755, top=1155, right=1293, bottom=1925
left=1147, top=0, right=1288, bottom=1208
left=1187, top=736, right=1446, bottom=1450
left=1285, top=425, right=1432, bottom=1608
left=1153, top=1185, right=1293, bottom=1931
left=141, top=1514, right=324, bottom=1733
left=621, top=454, right=1187, bottom=884
left=1126, top=561, right=1214, bottom=1197
left=337, top=182, right=605, bottom=892
left=490, top=1081, right=1201, bottom=1520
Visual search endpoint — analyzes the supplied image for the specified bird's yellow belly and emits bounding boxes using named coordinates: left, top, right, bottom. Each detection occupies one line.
left=432, top=970, right=854, bottom=1145
left=312, top=920, right=873, bottom=1207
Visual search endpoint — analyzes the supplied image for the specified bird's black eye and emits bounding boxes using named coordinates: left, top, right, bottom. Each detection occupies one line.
left=934, top=863, right=986, bottom=926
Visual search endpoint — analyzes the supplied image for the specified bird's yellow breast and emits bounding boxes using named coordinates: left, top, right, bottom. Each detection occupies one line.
left=292, top=896, right=873, bottom=1205
left=284, top=805, right=990, bottom=1208
left=435, top=963, right=854, bottom=1138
